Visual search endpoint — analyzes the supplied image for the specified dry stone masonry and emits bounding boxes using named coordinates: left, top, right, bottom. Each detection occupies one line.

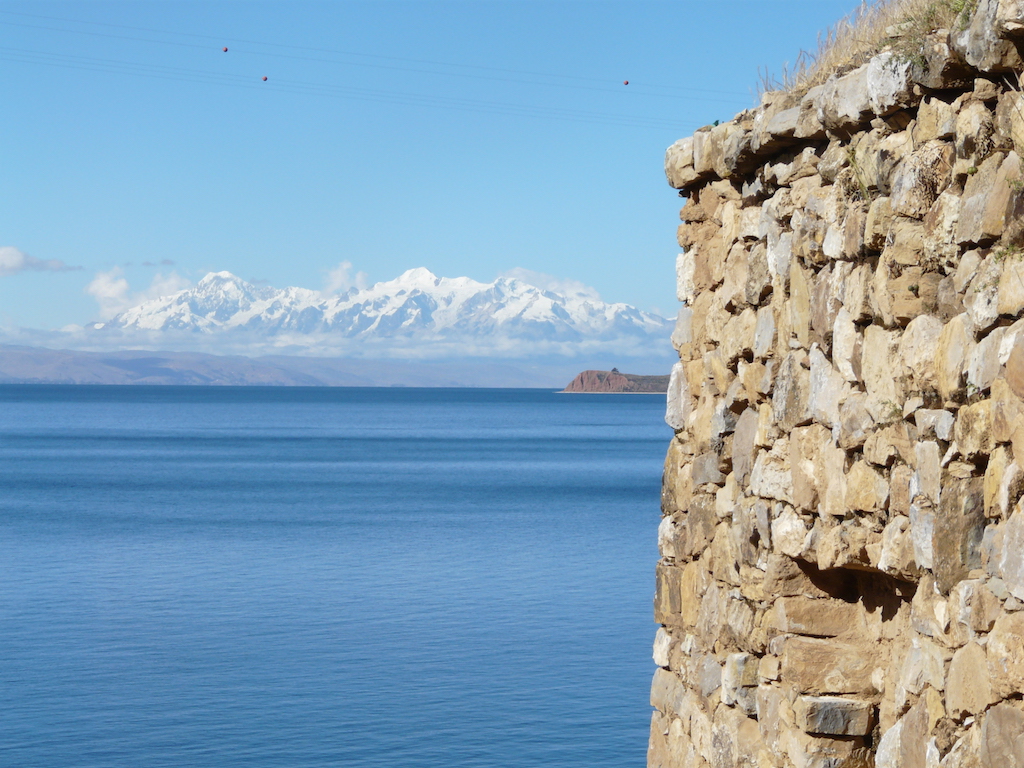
left=652, top=2, right=1024, bottom=766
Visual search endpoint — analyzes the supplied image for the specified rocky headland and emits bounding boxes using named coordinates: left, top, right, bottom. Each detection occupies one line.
left=562, top=369, right=670, bottom=393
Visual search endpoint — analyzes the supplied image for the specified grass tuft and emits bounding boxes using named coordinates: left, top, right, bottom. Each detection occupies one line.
left=760, top=0, right=977, bottom=96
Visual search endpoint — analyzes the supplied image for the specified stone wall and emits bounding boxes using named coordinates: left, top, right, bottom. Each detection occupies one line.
left=651, top=2, right=1024, bottom=766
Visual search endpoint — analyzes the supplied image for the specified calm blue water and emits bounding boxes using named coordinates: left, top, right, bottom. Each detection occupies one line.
left=0, top=386, right=668, bottom=768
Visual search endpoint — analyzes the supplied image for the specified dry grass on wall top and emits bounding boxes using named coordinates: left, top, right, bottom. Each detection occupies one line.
left=762, top=0, right=977, bottom=95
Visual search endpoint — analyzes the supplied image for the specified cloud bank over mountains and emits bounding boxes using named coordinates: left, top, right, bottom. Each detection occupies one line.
left=68, top=267, right=672, bottom=360
left=85, top=267, right=192, bottom=320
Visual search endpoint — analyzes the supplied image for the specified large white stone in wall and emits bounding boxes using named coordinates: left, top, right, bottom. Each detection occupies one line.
left=809, top=345, right=847, bottom=429
left=675, top=252, right=696, bottom=305
left=818, top=53, right=915, bottom=130
left=993, top=508, right=1024, bottom=600
left=770, top=507, right=806, bottom=557
left=909, top=507, right=936, bottom=578
left=665, top=362, right=690, bottom=431
left=671, top=307, right=692, bottom=353
left=832, top=308, right=861, bottom=383
left=899, top=315, right=944, bottom=392
left=665, top=136, right=696, bottom=189
left=867, top=52, right=915, bottom=116
left=819, top=65, right=872, bottom=130
left=652, top=627, right=671, bottom=668
left=874, top=716, right=903, bottom=768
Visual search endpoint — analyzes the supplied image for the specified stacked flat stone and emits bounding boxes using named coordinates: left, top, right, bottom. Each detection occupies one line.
left=652, top=2, right=1024, bottom=766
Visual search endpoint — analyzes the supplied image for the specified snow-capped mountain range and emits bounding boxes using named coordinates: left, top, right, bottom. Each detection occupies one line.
left=87, top=268, right=670, bottom=355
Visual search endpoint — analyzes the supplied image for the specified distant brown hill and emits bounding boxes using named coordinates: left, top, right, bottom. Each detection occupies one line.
left=562, top=369, right=669, bottom=393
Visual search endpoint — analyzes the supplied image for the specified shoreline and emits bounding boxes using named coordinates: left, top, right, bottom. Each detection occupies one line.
left=558, top=390, right=665, bottom=395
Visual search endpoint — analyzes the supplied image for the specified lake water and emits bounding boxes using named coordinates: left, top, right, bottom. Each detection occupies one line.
left=0, top=386, right=668, bottom=768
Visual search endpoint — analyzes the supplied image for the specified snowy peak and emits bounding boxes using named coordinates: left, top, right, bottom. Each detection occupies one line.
left=395, top=267, right=440, bottom=285
left=91, top=268, right=671, bottom=351
left=193, top=271, right=262, bottom=298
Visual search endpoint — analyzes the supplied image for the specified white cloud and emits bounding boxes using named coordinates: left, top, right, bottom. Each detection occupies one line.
left=323, top=261, right=369, bottom=296
left=499, top=268, right=601, bottom=300
left=86, top=267, right=191, bottom=320
left=85, top=269, right=131, bottom=320
left=0, top=246, right=79, bottom=276
left=148, top=271, right=192, bottom=298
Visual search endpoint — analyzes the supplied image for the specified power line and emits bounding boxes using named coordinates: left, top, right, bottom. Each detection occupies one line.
left=0, top=8, right=750, bottom=99
left=0, top=45, right=714, bottom=131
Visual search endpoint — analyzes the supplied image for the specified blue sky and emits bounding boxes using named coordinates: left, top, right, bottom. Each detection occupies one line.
left=1, top=0, right=857, bottom=333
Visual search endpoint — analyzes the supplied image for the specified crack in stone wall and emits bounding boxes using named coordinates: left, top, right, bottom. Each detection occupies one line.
left=651, top=1, right=1024, bottom=766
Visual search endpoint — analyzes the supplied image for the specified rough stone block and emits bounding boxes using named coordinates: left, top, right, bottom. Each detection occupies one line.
left=867, top=52, right=916, bottom=116
left=980, top=701, right=1024, bottom=767
left=819, top=65, right=872, bottom=131
left=683, top=495, right=718, bottom=561
left=914, top=409, right=955, bottom=441
left=691, top=451, right=725, bottom=487
left=879, top=514, right=918, bottom=578
left=832, top=308, right=862, bottom=383
left=990, top=509, right=1024, bottom=601
left=967, top=325, right=1006, bottom=394
left=890, top=140, right=953, bottom=219
left=923, top=191, right=961, bottom=265
left=964, top=254, right=1002, bottom=332
left=790, top=262, right=812, bottom=343
left=771, top=597, right=862, bottom=638
left=875, top=689, right=944, bottom=768
left=665, top=362, right=691, bottom=431
left=898, top=636, right=947, bottom=699
left=996, top=90, right=1024, bottom=155
left=786, top=732, right=873, bottom=768
left=934, top=476, right=985, bottom=594
left=665, top=136, right=707, bottom=190
left=900, top=316, right=944, bottom=393
left=796, top=85, right=827, bottom=139
left=780, top=636, right=880, bottom=696
left=912, top=32, right=973, bottom=90
left=790, top=424, right=831, bottom=511
left=946, top=641, right=996, bottom=717
left=957, top=152, right=1023, bottom=246
left=650, top=667, right=686, bottom=717
left=721, top=653, right=758, bottom=714
left=985, top=446, right=1024, bottom=518
left=809, top=349, right=847, bottom=431
left=935, top=314, right=977, bottom=402
left=654, top=562, right=681, bottom=624
left=864, top=196, right=893, bottom=252
left=652, top=627, right=671, bottom=668
left=955, top=100, right=996, bottom=166
left=955, top=0, right=1024, bottom=73
left=910, top=499, right=937, bottom=573
left=794, top=696, right=875, bottom=737
left=751, top=439, right=794, bottom=505
left=658, top=515, right=680, bottom=559
left=954, top=399, right=993, bottom=458
left=863, top=423, right=913, bottom=467
left=845, top=460, right=889, bottom=513
left=861, top=325, right=903, bottom=415
left=836, top=394, right=874, bottom=453
left=998, top=253, right=1024, bottom=317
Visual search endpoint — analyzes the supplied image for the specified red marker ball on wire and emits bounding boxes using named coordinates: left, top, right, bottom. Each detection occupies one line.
left=262, top=76, right=268, bottom=81
left=623, top=80, right=629, bottom=85
left=222, top=46, right=228, bottom=52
